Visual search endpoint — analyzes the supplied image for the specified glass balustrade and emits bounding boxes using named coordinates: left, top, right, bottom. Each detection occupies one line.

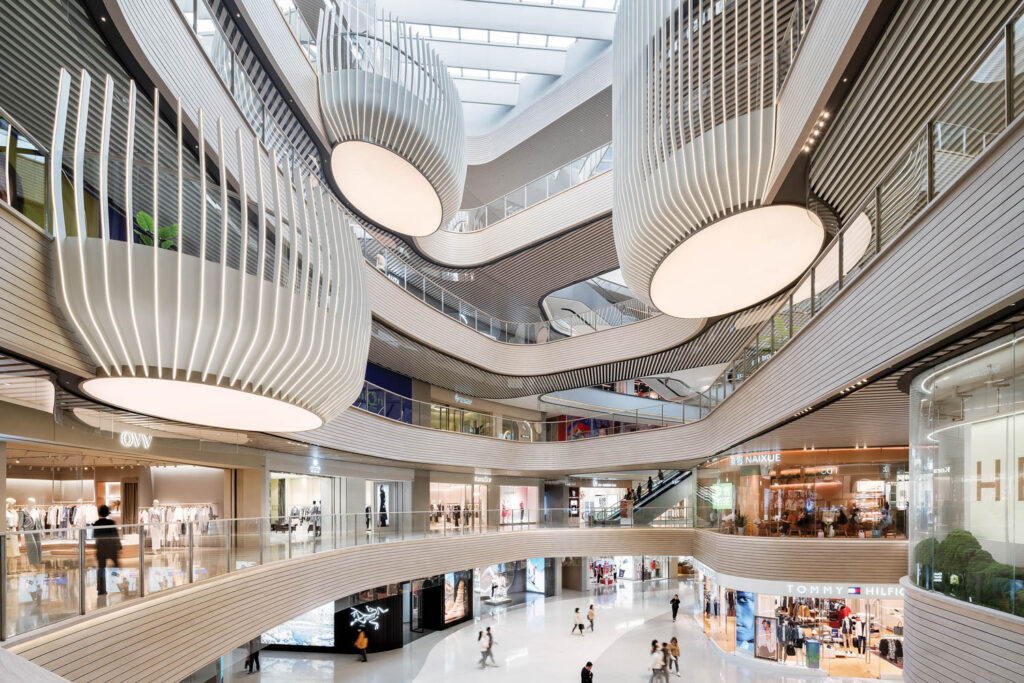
left=355, top=224, right=660, bottom=344
left=443, top=143, right=614, bottom=233
left=275, top=0, right=319, bottom=65
left=0, top=108, right=49, bottom=233
left=0, top=507, right=689, bottom=640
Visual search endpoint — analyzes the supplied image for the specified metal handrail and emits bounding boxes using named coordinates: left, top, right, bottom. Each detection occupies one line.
left=0, top=506, right=689, bottom=641
left=441, top=142, right=613, bottom=233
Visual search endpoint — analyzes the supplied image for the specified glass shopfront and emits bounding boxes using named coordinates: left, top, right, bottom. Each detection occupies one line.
left=589, top=555, right=674, bottom=584
left=269, top=472, right=338, bottom=538
left=910, top=329, right=1024, bottom=617
left=429, top=482, right=487, bottom=531
left=499, top=485, right=539, bottom=525
left=696, top=449, right=909, bottom=538
left=692, top=566, right=904, bottom=678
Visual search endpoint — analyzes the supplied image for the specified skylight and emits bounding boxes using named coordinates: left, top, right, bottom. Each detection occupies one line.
left=405, top=23, right=578, bottom=52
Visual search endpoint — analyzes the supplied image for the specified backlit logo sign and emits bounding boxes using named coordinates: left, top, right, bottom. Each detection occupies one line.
left=473, top=475, right=492, bottom=483
left=350, top=606, right=390, bottom=630
left=454, top=394, right=473, bottom=405
left=119, top=431, right=153, bottom=449
left=730, top=453, right=781, bottom=466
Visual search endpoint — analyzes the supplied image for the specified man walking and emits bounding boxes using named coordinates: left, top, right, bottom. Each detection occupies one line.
left=485, top=626, right=498, bottom=666
left=93, top=505, right=121, bottom=598
left=670, top=594, right=681, bottom=622
left=581, top=661, right=594, bottom=682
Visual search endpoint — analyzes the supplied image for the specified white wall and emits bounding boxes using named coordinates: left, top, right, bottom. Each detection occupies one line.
left=150, top=466, right=225, bottom=515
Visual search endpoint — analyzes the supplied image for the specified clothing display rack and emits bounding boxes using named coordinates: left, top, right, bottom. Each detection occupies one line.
left=138, top=504, right=217, bottom=550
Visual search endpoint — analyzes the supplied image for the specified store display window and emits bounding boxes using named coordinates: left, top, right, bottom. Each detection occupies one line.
left=696, top=448, right=909, bottom=538
left=429, top=482, right=487, bottom=531
left=499, top=485, right=538, bottom=525
left=269, top=472, right=336, bottom=537
left=692, top=568, right=904, bottom=678
left=578, top=486, right=627, bottom=518
left=910, top=329, right=1024, bottom=617
left=261, top=602, right=335, bottom=648
left=589, top=555, right=672, bottom=584
left=429, top=404, right=494, bottom=436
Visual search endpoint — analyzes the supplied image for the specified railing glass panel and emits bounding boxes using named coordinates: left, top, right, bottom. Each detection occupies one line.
left=0, top=508, right=688, bottom=640
left=442, top=143, right=614, bottom=233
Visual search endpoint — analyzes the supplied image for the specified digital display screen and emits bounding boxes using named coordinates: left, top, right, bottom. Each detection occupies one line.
left=526, top=558, right=545, bottom=593
left=711, top=482, right=734, bottom=510
left=444, top=571, right=470, bottom=624
left=261, top=602, right=335, bottom=647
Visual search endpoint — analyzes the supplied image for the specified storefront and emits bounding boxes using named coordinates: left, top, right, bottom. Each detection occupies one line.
left=429, top=482, right=488, bottom=531
left=578, top=485, right=627, bottom=518
left=474, top=558, right=554, bottom=614
left=909, top=328, right=1024, bottom=618
left=589, top=555, right=675, bottom=584
left=269, top=472, right=339, bottom=539
left=428, top=388, right=544, bottom=441
left=691, top=561, right=904, bottom=678
left=696, top=448, right=909, bottom=538
left=499, top=485, right=539, bottom=525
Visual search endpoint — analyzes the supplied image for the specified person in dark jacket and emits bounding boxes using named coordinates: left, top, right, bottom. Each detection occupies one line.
left=581, top=661, right=594, bottom=682
left=670, top=594, right=681, bottom=622
left=93, top=504, right=121, bottom=597
left=647, top=476, right=654, bottom=495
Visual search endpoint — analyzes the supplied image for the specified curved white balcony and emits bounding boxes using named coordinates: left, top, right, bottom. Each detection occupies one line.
left=3, top=520, right=905, bottom=682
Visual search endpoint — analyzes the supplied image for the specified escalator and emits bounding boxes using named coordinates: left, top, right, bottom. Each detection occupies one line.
left=594, top=469, right=692, bottom=526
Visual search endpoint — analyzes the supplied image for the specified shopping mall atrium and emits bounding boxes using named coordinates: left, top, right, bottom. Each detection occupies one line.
left=0, top=0, right=1021, bottom=680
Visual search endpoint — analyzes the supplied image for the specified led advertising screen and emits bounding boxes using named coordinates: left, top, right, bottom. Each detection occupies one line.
left=444, top=571, right=470, bottom=624
left=526, top=558, right=545, bottom=593
left=261, top=602, right=335, bottom=647
left=734, top=590, right=756, bottom=652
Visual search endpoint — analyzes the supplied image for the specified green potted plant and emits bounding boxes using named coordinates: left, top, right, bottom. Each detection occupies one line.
left=134, top=210, right=179, bottom=250
left=735, top=512, right=747, bottom=535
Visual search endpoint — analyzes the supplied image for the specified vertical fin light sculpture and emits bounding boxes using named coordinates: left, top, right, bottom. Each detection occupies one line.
left=318, top=3, right=466, bottom=237
left=50, top=69, right=371, bottom=432
left=614, top=0, right=825, bottom=319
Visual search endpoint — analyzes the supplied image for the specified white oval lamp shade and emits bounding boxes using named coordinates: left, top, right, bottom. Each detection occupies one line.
left=318, top=6, right=465, bottom=237
left=331, top=141, right=443, bottom=238
left=82, top=377, right=323, bottom=432
left=613, top=0, right=824, bottom=318
left=650, top=206, right=825, bottom=319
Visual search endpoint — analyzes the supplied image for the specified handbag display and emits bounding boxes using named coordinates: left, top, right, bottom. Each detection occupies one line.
left=893, top=621, right=903, bottom=636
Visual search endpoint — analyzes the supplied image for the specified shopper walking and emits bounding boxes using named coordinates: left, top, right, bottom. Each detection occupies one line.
left=670, top=593, right=680, bottom=622
left=93, top=504, right=121, bottom=598
left=354, top=630, right=369, bottom=662
left=668, top=637, right=680, bottom=676
left=581, top=661, right=594, bottom=682
left=478, top=631, right=489, bottom=669
left=648, top=641, right=667, bottom=683
left=485, top=626, right=498, bottom=666
left=244, top=638, right=261, bottom=674
left=647, top=476, right=655, bottom=496
left=572, top=607, right=586, bottom=635
left=587, top=604, right=595, bottom=631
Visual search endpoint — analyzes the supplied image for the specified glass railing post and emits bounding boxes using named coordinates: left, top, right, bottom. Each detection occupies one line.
left=287, top=517, right=293, bottom=559
left=78, top=529, right=86, bottom=614
left=926, top=121, right=936, bottom=201
left=1007, top=21, right=1016, bottom=125
left=0, top=533, right=6, bottom=640
left=187, top=525, right=194, bottom=584
left=226, top=522, right=232, bottom=573
left=138, top=526, right=146, bottom=598
left=258, top=518, right=265, bottom=565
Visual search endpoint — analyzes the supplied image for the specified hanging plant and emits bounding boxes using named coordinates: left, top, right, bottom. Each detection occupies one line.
left=134, top=210, right=179, bottom=249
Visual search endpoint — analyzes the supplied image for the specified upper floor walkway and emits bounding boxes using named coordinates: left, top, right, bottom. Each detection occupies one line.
left=0, top=508, right=906, bottom=682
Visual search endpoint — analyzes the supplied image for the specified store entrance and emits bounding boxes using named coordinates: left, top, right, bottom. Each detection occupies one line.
left=429, top=482, right=487, bottom=532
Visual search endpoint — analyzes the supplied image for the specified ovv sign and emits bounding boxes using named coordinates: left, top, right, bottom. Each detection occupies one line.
left=119, top=431, right=153, bottom=449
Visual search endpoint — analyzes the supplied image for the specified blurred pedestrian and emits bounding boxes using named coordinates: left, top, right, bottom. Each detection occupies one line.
left=581, top=661, right=594, bottom=682
left=587, top=604, right=595, bottom=631
left=93, top=505, right=121, bottom=597
left=670, top=593, right=680, bottom=622
left=354, top=630, right=368, bottom=662
left=573, top=607, right=586, bottom=635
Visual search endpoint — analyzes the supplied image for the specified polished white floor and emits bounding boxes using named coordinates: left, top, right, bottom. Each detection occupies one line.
left=227, top=581, right=877, bottom=682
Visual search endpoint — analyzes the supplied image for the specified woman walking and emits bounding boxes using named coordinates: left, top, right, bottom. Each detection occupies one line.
left=587, top=604, right=595, bottom=631
left=478, top=631, right=489, bottom=669
left=572, top=607, right=586, bottom=636
left=668, top=637, right=680, bottom=676
left=354, top=630, right=368, bottom=662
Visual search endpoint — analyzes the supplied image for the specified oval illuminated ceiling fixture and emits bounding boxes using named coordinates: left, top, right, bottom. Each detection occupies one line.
left=317, top=5, right=466, bottom=237
left=613, top=0, right=825, bottom=319
left=49, top=69, right=371, bottom=432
